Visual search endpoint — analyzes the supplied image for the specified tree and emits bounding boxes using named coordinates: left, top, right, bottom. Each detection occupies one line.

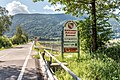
left=12, top=25, right=28, bottom=45
left=0, top=6, right=12, bottom=36
left=15, top=25, right=23, bottom=37
left=33, top=0, right=120, bottom=52
left=23, top=31, right=29, bottom=42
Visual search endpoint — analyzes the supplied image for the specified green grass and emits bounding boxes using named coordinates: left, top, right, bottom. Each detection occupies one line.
left=32, top=53, right=40, bottom=59
left=0, top=47, right=5, bottom=51
left=55, top=52, right=120, bottom=80
left=33, top=41, right=120, bottom=80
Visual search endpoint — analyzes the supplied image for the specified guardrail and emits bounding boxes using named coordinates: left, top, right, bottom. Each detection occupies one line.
left=39, top=52, right=56, bottom=80
left=40, top=49, right=81, bottom=80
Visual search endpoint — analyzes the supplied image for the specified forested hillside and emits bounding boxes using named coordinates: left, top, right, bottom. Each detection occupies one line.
left=6, top=14, right=119, bottom=39
left=109, top=18, right=120, bottom=38
left=7, top=14, right=80, bottom=39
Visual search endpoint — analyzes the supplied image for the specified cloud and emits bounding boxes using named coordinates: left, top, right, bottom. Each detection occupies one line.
left=6, top=1, right=29, bottom=15
left=113, top=9, right=120, bottom=14
left=43, top=5, right=55, bottom=11
left=43, top=4, right=64, bottom=14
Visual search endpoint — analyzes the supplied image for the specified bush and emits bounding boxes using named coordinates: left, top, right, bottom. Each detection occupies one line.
left=55, top=53, right=120, bottom=80
left=104, top=44, right=120, bottom=62
left=0, top=36, right=12, bottom=48
left=11, top=35, right=27, bottom=45
left=0, top=37, right=3, bottom=48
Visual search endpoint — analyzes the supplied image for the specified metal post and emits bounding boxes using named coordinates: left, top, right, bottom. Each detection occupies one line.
left=78, top=31, right=80, bottom=60
left=61, top=30, right=64, bottom=59
left=50, top=57, right=52, bottom=64
left=42, top=51, right=45, bottom=60
left=50, top=42, right=53, bottom=64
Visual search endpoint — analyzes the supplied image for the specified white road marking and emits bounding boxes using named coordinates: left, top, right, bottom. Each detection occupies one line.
left=17, top=42, right=34, bottom=80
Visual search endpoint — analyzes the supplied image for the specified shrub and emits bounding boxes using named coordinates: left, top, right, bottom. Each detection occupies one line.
left=0, top=37, right=3, bottom=48
left=55, top=53, right=119, bottom=80
left=104, top=44, right=120, bottom=62
left=0, top=36, right=12, bottom=48
left=11, top=35, right=27, bottom=45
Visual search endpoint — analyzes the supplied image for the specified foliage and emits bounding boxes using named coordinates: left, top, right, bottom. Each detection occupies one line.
left=33, top=0, right=120, bottom=52
left=104, top=46, right=120, bottom=62
left=7, top=14, right=78, bottom=39
left=77, top=17, right=112, bottom=52
left=11, top=35, right=27, bottom=45
left=33, top=54, right=40, bottom=59
left=11, top=26, right=28, bottom=45
left=0, top=36, right=12, bottom=48
left=15, top=25, right=23, bottom=37
left=7, top=14, right=119, bottom=41
left=77, top=19, right=92, bottom=52
left=96, top=42, right=120, bottom=62
left=23, top=31, right=29, bottom=42
left=34, top=41, right=120, bottom=80
left=0, top=6, right=12, bottom=36
left=55, top=52, right=120, bottom=80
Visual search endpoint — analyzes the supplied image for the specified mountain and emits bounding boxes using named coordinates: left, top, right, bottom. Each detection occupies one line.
left=6, top=14, right=119, bottom=39
left=7, top=14, right=81, bottom=39
left=109, top=18, right=120, bottom=38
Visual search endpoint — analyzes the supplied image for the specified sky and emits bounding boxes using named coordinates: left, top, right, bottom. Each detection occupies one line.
left=0, top=0, right=119, bottom=15
left=0, top=0, right=64, bottom=15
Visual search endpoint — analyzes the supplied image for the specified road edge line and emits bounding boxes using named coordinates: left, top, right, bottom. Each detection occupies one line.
left=17, top=42, right=34, bottom=80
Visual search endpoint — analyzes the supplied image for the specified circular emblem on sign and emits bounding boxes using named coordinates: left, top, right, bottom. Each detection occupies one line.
left=64, top=21, right=76, bottom=30
left=68, top=22, right=74, bottom=29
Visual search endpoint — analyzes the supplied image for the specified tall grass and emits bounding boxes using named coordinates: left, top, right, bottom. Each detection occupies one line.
left=34, top=41, right=120, bottom=80
left=54, top=46, right=120, bottom=80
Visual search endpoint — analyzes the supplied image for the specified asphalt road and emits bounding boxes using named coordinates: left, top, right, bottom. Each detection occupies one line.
left=0, top=42, right=39, bottom=80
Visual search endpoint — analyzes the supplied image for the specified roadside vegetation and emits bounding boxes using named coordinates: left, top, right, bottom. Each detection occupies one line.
left=33, top=41, right=120, bottom=80
left=54, top=42, right=120, bottom=80
left=33, top=1, right=120, bottom=79
left=0, top=26, right=29, bottom=50
left=11, top=25, right=28, bottom=45
left=0, top=6, right=28, bottom=50
left=0, top=36, right=12, bottom=49
left=0, top=0, right=120, bottom=79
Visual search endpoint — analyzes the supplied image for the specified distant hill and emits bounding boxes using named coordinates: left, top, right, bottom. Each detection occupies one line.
left=6, top=14, right=81, bottom=39
left=109, top=18, right=120, bottom=38
left=6, top=14, right=120, bottom=39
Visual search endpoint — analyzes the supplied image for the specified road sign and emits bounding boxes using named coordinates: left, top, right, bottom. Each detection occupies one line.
left=63, top=21, right=78, bottom=53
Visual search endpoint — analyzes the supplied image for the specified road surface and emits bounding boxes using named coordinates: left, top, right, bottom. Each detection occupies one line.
left=0, top=42, right=40, bottom=80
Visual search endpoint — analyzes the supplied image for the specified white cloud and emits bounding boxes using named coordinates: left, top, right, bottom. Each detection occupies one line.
left=6, top=1, right=29, bottom=15
left=43, top=4, right=64, bottom=14
left=43, top=5, right=55, bottom=11
left=113, top=9, right=120, bottom=14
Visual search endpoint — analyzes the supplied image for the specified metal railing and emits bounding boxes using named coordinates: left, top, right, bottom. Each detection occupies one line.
left=39, top=52, right=55, bottom=80
left=41, top=49, right=81, bottom=80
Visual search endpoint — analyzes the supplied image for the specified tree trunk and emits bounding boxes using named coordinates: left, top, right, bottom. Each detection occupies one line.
left=0, top=30, right=3, bottom=36
left=91, top=0, right=97, bottom=52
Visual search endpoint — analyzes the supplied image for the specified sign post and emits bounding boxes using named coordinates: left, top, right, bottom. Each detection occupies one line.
left=61, top=21, right=80, bottom=59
